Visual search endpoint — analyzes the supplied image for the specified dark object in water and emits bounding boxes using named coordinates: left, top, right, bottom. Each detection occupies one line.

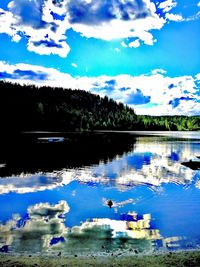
left=107, top=200, right=113, bottom=208
left=38, top=137, right=64, bottom=143
left=181, top=161, right=200, bottom=170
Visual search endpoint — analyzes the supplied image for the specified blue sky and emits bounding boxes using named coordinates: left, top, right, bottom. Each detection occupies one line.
left=0, top=0, right=200, bottom=115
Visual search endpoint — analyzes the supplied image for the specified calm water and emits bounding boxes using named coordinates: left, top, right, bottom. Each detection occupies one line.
left=0, top=131, right=200, bottom=255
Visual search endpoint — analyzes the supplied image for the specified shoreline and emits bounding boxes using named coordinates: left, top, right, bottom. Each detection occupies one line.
left=1, top=250, right=200, bottom=267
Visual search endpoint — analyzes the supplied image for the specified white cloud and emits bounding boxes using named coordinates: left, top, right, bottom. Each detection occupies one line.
left=195, top=73, right=200, bottom=80
left=165, top=13, right=183, bottom=21
left=184, top=11, right=200, bottom=22
left=158, top=0, right=177, bottom=12
left=121, top=41, right=128, bottom=48
left=0, top=0, right=198, bottom=57
left=70, top=15, right=165, bottom=45
left=0, top=61, right=199, bottom=116
left=165, top=11, right=200, bottom=22
left=121, top=38, right=141, bottom=48
left=158, top=0, right=200, bottom=23
left=0, top=0, right=169, bottom=57
left=12, top=34, right=21, bottom=42
left=0, top=7, right=17, bottom=38
left=71, top=62, right=78, bottom=68
left=0, top=0, right=70, bottom=57
left=128, top=39, right=140, bottom=48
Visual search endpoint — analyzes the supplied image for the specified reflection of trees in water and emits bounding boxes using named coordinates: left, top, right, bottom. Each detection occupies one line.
left=0, top=134, right=197, bottom=192
left=1, top=201, right=182, bottom=255
left=0, top=133, right=135, bottom=177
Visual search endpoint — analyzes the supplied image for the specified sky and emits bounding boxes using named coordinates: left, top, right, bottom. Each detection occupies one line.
left=0, top=0, right=200, bottom=115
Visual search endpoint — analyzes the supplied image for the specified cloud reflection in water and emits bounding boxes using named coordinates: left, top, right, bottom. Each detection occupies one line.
left=0, top=137, right=198, bottom=194
left=0, top=201, right=189, bottom=255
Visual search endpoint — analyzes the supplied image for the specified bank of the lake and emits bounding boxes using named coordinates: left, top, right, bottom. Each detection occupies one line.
left=1, top=250, right=200, bottom=267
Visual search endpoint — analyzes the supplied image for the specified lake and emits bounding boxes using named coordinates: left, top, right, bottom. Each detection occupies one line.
left=0, top=131, right=200, bottom=255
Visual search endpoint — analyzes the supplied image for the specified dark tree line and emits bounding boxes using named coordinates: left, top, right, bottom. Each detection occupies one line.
left=0, top=81, right=200, bottom=133
left=0, top=81, right=136, bottom=132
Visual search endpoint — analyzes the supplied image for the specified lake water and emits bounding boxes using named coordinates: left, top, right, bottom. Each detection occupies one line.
left=0, top=131, right=200, bottom=255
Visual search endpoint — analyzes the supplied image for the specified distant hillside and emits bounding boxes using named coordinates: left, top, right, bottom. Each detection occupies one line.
left=136, top=115, right=200, bottom=131
left=0, top=81, right=136, bottom=132
left=0, top=81, right=199, bottom=132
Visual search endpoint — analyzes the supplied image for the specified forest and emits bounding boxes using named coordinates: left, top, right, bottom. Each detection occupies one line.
left=0, top=80, right=200, bottom=132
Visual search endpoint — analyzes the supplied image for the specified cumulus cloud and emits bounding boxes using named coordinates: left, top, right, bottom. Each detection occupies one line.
left=67, top=0, right=153, bottom=24
left=121, top=38, right=141, bottom=48
left=0, top=0, right=70, bottom=57
left=0, top=68, right=48, bottom=80
left=0, top=61, right=75, bottom=87
left=0, top=0, right=169, bottom=55
left=129, top=39, right=140, bottom=48
left=165, top=11, right=200, bottom=22
left=158, top=0, right=177, bottom=12
left=0, top=0, right=198, bottom=56
left=158, top=0, right=200, bottom=23
left=0, top=61, right=200, bottom=116
left=66, top=0, right=166, bottom=47
left=165, top=13, right=183, bottom=21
